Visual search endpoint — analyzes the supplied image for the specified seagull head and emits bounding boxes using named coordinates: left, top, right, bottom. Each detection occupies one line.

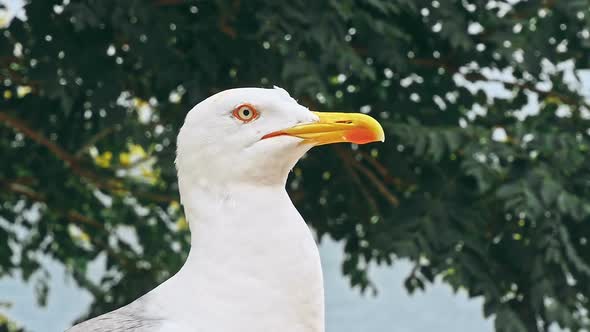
left=176, top=86, right=384, bottom=189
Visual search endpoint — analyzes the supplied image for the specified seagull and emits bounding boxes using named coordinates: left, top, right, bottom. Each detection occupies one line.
left=67, top=86, right=384, bottom=332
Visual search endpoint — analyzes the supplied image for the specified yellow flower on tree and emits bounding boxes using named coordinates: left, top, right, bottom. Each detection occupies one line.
left=119, top=152, right=131, bottom=166
left=94, top=151, right=113, bottom=168
left=176, top=216, right=188, bottom=231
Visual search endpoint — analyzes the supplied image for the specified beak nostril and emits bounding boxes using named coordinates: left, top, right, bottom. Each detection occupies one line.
left=335, top=120, right=353, bottom=124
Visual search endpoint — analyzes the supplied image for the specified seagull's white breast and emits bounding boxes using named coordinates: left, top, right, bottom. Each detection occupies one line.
left=142, top=184, right=325, bottom=332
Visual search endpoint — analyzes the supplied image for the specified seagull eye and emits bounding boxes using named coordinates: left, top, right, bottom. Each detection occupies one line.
left=233, top=104, right=259, bottom=123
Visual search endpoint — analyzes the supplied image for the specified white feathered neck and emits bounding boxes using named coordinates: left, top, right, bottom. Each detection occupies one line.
left=143, top=182, right=325, bottom=332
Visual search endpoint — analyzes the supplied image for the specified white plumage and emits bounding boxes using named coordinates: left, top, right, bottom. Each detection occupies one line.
left=68, top=87, right=383, bottom=332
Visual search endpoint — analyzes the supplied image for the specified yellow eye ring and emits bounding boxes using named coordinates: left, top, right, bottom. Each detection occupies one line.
left=232, top=103, right=259, bottom=123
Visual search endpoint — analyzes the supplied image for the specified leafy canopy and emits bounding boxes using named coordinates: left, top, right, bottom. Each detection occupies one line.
left=1, top=0, right=590, bottom=331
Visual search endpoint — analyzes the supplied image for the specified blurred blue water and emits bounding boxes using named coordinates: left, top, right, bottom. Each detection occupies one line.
left=0, top=238, right=492, bottom=332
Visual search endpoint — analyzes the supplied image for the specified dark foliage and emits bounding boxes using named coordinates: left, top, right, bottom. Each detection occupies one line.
left=1, top=1, right=590, bottom=331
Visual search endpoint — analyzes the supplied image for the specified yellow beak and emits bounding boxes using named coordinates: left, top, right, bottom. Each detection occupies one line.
left=261, top=111, right=385, bottom=146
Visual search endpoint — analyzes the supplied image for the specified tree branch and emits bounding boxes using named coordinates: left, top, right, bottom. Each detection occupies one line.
left=74, top=126, right=119, bottom=157
left=334, top=146, right=400, bottom=207
left=153, top=0, right=185, bottom=6
left=333, top=147, right=380, bottom=214
left=2, top=177, right=145, bottom=271
left=358, top=150, right=406, bottom=190
left=0, top=111, right=86, bottom=175
left=218, top=0, right=241, bottom=38
left=0, top=111, right=177, bottom=205
left=351, top=158, right=400, bottom=207
left=0, top=178, right=104, bottom=228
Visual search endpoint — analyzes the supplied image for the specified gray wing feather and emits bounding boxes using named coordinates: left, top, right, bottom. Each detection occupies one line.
left=66, top=301, right=163, bottom=332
